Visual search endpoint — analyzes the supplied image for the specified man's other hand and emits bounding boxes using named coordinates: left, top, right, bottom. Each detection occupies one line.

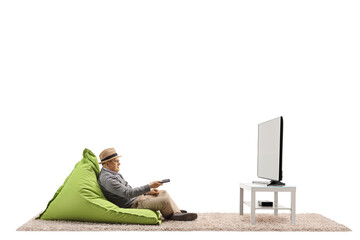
left=149, top=181, right=163, bottom=188
left=147, top=188, right=160, bottom=196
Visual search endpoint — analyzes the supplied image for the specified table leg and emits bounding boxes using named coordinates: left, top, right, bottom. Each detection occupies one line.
left=240, top=187, right=243, bottom=215
left=274, top=191, right=278, bottom=216
left=291, top=191, right=296, bottom=224
left=251, top=190, right=255, bottom=225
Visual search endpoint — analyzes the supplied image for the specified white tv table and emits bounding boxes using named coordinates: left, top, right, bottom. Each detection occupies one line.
left=239, top=183, right=296, bottom=225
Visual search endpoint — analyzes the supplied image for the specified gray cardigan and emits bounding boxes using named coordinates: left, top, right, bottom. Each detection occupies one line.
left=98, top=168, right=151, bottom=208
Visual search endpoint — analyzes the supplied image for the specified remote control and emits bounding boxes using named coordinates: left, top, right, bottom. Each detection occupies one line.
left=161, top=179, right=170, bottom=183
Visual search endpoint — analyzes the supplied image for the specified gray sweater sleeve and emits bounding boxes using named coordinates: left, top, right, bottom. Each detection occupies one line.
left=101, top=175, right=151, bottom=199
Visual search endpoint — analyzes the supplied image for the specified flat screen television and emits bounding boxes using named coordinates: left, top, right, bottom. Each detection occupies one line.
left=255, top=116, right=285, bottom=186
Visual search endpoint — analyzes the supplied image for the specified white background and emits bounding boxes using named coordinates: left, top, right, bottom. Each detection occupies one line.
left=1, top=0, right=359, bottom=239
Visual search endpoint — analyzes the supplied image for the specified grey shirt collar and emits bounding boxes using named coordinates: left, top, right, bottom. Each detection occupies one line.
left=102, top=167, right=118, bottom=175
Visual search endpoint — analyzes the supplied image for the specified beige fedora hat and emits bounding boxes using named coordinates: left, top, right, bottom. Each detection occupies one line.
left=99, top=148, right=121, bottom=164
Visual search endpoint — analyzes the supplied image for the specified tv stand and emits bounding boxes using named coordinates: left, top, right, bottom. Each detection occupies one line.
left=252, top=180, right=285, bottom=186
left=268, top=180, right=286, bottom=186
left=240, top=183, right=296, bottom=225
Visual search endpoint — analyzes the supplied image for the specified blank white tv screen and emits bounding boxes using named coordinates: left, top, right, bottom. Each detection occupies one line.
left=257, top=117, right=283, bottom=181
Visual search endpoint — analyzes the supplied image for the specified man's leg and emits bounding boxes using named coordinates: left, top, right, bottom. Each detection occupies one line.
left=132, top=190, right=197, bottom=221
left=158, top=190, right=181, bottom=214
left=132, top=190, right=179, bottom=218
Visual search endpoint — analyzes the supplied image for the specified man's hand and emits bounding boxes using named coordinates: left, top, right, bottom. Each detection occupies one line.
left=147, top=188, right=160, bottom=196
left=149, top=181, right=163, bottom=188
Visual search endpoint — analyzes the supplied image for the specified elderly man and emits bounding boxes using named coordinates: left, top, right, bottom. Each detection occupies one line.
left=97, top=148, right=197, bottom=221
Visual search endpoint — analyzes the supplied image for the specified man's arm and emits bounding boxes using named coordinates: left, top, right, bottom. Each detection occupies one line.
left=102, top=176, right=151, bottom=199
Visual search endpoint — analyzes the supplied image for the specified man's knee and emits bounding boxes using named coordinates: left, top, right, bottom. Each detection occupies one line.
left=159, top=190, right=168, bottom=195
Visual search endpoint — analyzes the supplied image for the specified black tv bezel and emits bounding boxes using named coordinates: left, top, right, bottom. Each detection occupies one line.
left=279, top=116, right=283, bottom=181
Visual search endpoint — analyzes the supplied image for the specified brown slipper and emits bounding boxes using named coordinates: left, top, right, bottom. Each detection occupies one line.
left=169, top=212, right=197, bottom=221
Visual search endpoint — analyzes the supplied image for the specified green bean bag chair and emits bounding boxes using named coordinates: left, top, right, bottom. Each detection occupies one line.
left=38, top=148, right=162, bottom=225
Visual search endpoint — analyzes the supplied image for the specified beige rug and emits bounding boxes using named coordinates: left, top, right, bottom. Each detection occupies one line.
left=17, top=213, right=350, bottom=232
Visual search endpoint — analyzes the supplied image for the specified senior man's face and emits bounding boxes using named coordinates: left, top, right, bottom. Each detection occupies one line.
left=107, top=158, right=120, bottom=172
